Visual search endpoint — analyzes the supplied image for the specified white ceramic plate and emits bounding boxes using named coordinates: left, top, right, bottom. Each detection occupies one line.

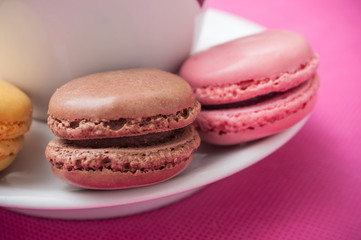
left=0, top=9, right=306, bottom=220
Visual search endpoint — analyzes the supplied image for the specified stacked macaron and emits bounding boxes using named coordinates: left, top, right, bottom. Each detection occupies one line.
left=45, top=68, right=201, bottom=189
left=0, top=80, right=32, bottom=170
left=180, top=30, right=320, bottom=145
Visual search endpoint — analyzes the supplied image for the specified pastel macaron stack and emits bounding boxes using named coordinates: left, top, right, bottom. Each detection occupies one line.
left=0, top=80, right=32, bottom=170
left=45, top=68, right=201, bottom=189
left=180, top=30, right=320, bottom=145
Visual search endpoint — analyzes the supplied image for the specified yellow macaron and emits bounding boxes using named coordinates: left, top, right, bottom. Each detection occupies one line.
left=0, top=79, right=32, bottom=139
left=0, top=79, right=32, bottom=171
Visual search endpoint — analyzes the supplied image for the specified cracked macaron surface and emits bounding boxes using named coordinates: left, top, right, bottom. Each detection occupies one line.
left=45, top=68, right=201, bottom=189
left=180, top=30, right=320, bottom=145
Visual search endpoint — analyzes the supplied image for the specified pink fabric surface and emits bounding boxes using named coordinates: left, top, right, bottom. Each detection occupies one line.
left=1, top=0, right=361, bottom=239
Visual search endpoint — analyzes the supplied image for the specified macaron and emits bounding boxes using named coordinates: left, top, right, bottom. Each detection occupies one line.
left=179, top=30, right=320, bottom=145
left=45, top=68, right=201, bottom=189
left=0, top=79, right=32, bottom=170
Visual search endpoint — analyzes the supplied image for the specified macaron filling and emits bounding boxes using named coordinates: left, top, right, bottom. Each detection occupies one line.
left=202, top=91, right=278, bottom=110
left=201, top=74, right=315, bottom=111
left=195, top=75, right=319, bottom=135
left=194, top=55, right=319, bottom=105
left=46, top=125, right=199, bottom=173
left=61, top=127, right=189, bottom=148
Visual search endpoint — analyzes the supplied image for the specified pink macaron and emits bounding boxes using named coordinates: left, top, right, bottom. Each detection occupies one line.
left=180, top=30, right=320, bottom=145
left=45, top=68, right=201, bottom=189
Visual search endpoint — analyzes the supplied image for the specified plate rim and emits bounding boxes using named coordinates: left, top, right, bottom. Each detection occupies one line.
left=0, top=8, right=306, bottom=213
left=1, top=118, right=308, bottom=211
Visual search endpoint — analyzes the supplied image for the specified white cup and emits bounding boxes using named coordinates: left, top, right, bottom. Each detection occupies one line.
left=0, top=0, right=207, bottom=120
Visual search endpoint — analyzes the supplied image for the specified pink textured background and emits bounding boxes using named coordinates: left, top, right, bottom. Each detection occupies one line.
left=1, top=0, right=361, bottom=239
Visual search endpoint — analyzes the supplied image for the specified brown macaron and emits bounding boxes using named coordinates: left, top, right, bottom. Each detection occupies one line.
left=45, top=68, right=201, bottom=189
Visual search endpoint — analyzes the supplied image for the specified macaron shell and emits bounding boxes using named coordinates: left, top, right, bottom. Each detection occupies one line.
left=0, top=80, right=32, bottom=122
left=0, top=80, right=32, bottom=139
left=180, top=30, right=317, bottom=89
left=195, top=75, right=319, bottom=145
left=48, top=101, right=200, bottom=140
left=45, top=125, right=200, bottom=189
left=0, top=120, right=32, bottom=139
left=51, top=156, right=192, bottom=190
left=48, top=68, right=196, bottom=121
